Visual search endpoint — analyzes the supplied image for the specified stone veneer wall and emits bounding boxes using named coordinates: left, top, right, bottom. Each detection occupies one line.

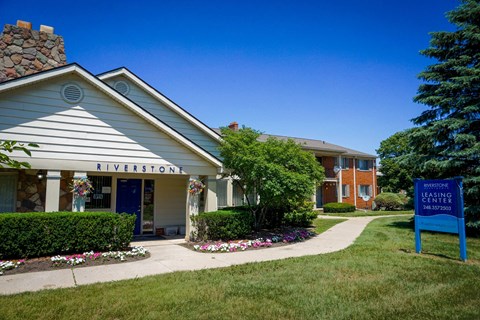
left=0, top=24, right=66, bottom=82
left=15, top=170, right=73, bottom=212
left=16, top=170, right=46, bottom=212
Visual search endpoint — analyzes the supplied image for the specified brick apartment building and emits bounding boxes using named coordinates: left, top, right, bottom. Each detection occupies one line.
left=214, top=124, right=378, bottom=210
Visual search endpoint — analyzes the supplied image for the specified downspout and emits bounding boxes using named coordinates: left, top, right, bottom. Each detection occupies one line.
left=337, top=155, right=342, bottom=203
left=353, top=157, right=357, bottom=208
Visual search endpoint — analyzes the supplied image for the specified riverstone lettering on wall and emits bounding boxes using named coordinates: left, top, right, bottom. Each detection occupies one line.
left=96, top=163, right=184, bottom=174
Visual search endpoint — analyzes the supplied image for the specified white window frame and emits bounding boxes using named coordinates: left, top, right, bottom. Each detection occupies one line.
left=342, top=184, right=350, bottom=198
left=357, top=159, right=371, bottom=171
left=358, top=185, right=372, bottom=197
left=0, top=172, right=18, bottom=213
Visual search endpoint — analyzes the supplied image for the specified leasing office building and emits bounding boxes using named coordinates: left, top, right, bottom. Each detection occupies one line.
left=0, top=22, right=377, bottom=235
left=0, top=22, right=222, bottom=237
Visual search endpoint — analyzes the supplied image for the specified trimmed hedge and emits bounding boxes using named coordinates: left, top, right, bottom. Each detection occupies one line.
left=323, top=202, right=356, bottom=213
left=192, top=210, right=254, bottom=241
left=0, top=211, right=135, bottom=259
left=374, top=193, right=405, bottom=211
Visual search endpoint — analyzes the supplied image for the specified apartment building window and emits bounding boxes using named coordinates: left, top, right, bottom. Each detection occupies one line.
left=358, top=185, right=372, bottom=197
left=217, top=179, right=228, bottom=208
left=342, top=184, right=350, bottom=198
left=358, top=159, right=372, bottom=171
left=341, top=157, right=350, bottom=169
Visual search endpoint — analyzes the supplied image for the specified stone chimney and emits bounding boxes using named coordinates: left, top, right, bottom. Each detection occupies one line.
left=0, top=20, right=67, bottom=82
left=228, top=121, right=239, bottom=131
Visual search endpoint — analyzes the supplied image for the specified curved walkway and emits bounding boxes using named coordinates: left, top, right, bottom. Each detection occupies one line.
left=0, top=215, right=399, bottom=295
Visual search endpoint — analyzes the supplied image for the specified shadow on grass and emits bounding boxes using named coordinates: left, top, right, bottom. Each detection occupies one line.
left=387, top=220, right=414, bottom=230
left=398, top=248, right=460, bottom=262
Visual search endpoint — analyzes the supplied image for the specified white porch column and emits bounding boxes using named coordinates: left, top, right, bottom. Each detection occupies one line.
left=337, top=155, right=343, bottom=203
left=72, top=171, right=87, bottom=212
left=186, top=176, right=199, bottom=241
left=205, top=175, right=218, bottom=212
left=45, top=170, right=61, bottom=212
left=226, top=178, right=233, bottom=207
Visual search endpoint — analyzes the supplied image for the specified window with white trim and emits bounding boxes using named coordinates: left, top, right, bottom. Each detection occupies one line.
left=358, top=159, right=372, bottom=171
left=217, top=179, right=228, bottom=208
left=341, top=157, right=350, bottom=169
left=358, top=185, right=372, bottom=197
left=342, top=184, right=350, bottom=198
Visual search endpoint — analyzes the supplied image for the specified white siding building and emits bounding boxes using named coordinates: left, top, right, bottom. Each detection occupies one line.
left=0, top=64, right=223, bottom=237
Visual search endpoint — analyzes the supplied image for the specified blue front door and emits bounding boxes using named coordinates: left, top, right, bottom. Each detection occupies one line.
left=116, top=179, right=142, bottom=235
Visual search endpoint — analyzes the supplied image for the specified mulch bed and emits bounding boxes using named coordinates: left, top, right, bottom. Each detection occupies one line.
left=181, top=226, right=316, bottom=252
left=1, top=250, right=150, bottom=276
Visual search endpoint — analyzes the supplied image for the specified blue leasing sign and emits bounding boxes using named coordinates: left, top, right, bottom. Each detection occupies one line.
left=414, top=177, right=467, bottom=261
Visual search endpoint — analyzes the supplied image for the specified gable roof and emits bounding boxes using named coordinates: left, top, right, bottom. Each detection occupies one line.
left=212, top=128, right=376, bottom=158
left=97, top=67, right=221, bottom=142
left=0, top=63, right=223, bottom=168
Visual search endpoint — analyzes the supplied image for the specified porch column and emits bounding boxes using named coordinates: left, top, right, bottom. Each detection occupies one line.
left=337, top=155, right=343, bottom=203
left=186, top=176, right=199, bottom=241
left=311, top=189, right=317, bottom=209
left=205, top=175, right=218, bottom=212
left=226, top=178, right=233, bottom=207
left=45, top=170, right=61, bottom=212
left=72, top=171, right=87, bottom=212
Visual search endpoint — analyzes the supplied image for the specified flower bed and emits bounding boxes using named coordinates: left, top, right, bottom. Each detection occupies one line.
left=193, top=229, right=315, bottom=253
left=0, top=260, right=25, bottom=275
left=51, top=246, right=148, bottom=266
left=1, top=246, right=149, bottom=276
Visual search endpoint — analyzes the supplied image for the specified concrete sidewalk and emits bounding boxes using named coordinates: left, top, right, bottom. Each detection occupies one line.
left=0, top=215, right=394, bottom=295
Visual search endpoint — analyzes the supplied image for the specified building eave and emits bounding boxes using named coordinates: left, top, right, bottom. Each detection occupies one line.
left=0, top=64, right=223, bottom=168
left=97, top=67, right=222, bottom=142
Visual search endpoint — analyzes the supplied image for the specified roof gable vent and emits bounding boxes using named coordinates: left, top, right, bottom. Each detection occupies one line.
left=114, top=81, right=130, bottom=95
left=61, top=83, right=83, bottom=103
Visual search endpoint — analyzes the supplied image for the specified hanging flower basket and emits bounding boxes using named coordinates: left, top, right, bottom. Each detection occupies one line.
left=72, top=177, right=94, bottom=198
left=188, top=179, right=205, bottom=195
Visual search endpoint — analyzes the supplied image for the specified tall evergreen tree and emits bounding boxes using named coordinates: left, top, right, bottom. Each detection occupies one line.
left=412, top=0, right=480, bottom=229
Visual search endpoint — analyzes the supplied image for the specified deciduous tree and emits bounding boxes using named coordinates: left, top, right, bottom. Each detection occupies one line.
left=377, top=128, right=419, bottom=194
left=0, top=140, right=38, bottom=169
left=219, top=127, right=325, bottom=229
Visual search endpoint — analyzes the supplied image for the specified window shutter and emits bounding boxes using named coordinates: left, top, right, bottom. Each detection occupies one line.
left=369, top=185, right=373, bottom=196
left=346, top=185, right=350, bottom=197
left=358, top=185, right=361, bottom=196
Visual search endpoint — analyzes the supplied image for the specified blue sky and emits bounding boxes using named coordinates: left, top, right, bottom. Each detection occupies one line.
left=1, top=0, right=457, bottom=156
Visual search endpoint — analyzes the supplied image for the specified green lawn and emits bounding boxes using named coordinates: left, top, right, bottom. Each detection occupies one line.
left=313, top=217, right=347, bottom=233
left=319, top=209, right=414, bottom=217
left=1, top=216, right=479, bottom=320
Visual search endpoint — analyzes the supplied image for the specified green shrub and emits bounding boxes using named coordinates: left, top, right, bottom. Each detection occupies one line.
left=191, top=210, right=253, bottom=241
left=374, top=193, right=405, bottom=211
left=0, top=211, right=135, bottom=259
left=323, top=202, right=356, bottom=213
left=283, top=209, right=317, bottom=227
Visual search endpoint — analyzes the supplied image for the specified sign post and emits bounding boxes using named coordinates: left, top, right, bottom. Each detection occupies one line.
left=414, top=177, right=467, bottom=261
